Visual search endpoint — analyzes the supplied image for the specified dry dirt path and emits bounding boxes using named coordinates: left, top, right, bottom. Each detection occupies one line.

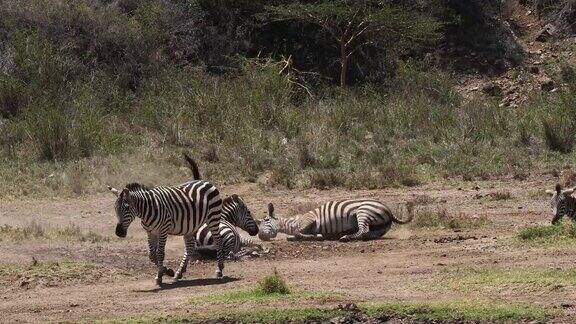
left=1, top=177, right=575, bottom=323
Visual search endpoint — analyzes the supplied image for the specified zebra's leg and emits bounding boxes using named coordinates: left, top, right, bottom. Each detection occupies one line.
left=174, top=234, right=197, bottom=280
left=208, top=224, right=224, bottom=278
left=339, top=215, right=371, bottom=242
left=154, top=233, right=171, bottom=286
left=147, top=232, right=158, bottom=264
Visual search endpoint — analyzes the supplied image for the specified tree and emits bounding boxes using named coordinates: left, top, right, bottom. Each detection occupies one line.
left=264, top=0, right=442, bottom=88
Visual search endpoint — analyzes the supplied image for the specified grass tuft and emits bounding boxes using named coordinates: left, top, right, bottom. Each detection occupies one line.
left=258, top=268, right=290, bottom=295
left=0, top=222, right=109, bottom=243
left=516, top=221, right=576, bottom=246
left=411, top=208, right=490, bottom=230
left=364, top=300, right=551, bottom=322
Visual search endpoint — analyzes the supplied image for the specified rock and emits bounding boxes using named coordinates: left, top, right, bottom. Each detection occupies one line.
left=541, top=78, right=555, bottom=92
left=529, top=66, right=540, bottom=74
left=536, top=23, right=558, bottom=42
left=482, top=82, right=502, bottom=96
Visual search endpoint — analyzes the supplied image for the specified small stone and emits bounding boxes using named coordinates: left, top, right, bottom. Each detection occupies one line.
left=482, top=82, right=502, bottom=96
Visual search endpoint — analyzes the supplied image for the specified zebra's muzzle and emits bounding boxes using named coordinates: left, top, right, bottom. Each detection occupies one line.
left=115, top=223, right=127, bottom=238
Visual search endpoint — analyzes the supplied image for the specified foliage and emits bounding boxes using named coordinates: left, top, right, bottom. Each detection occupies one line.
left=258, top=268, right=291, bottom=294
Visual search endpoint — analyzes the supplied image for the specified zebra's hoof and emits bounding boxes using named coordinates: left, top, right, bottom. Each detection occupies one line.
left=215, top=270, right=223, bottom=278
left=155, top=277, right=163, bottom=286
left=165, top=268, right=175, bottom=278
left=174, top=271, right=184, bottom=280
left=339, top=236, right=351, bottom=242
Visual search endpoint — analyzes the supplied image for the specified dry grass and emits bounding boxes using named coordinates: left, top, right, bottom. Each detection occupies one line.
left=411, top=208, right=490, bottom=230
left=0, top=222, right=109, bottom=243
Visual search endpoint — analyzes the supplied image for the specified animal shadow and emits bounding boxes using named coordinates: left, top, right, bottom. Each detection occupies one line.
left=134, top=276, right=240, bottom=292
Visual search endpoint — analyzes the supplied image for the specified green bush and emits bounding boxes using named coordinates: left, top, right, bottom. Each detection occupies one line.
left=258, top=269, right=290, bottom=295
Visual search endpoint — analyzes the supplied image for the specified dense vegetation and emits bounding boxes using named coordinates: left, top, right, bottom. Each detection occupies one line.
left=0, top=0, right=575, bottom=197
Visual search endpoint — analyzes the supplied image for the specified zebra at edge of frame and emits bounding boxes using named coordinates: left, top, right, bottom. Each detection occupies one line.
left=546, top=183, right=576, bottom=225
left=258, top=199, right=414, bottom=242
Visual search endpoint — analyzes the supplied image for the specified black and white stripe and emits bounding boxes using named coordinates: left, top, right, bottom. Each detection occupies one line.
left=259, top=200, right=413, bottom=242
left=195, top=194, right=259, bottom=257
left=547, top=184, right=576, bottom=224
left=108, top=180, right=224, bottom=285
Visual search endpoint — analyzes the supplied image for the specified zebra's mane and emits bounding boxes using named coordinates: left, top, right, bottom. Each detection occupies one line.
left=223, top=194, right=243, bottom=207
left=125, top=183, right=150, bottom=191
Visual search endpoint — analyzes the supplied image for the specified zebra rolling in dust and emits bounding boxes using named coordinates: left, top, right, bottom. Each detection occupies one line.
left=195, top=194, right=263, bottom=259
left=182, top=153, right=262, bottom=258
left=258, top=199, right=414, bottom=242
left=546, top=184, right=576, bottom=224
left=107, top=180, right=224, bottom=285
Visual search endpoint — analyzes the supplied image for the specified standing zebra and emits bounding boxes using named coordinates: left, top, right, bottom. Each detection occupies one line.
left=546, top=184, right=576, bottom=224
left=258, top=200, right=413, bottom=242
left=195, top=194, right=260, bottom=258
left=107, top=180, right=224, bottom=285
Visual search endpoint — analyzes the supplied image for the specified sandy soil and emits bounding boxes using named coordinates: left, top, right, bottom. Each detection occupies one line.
left=1, top=177, right=575, bottom=323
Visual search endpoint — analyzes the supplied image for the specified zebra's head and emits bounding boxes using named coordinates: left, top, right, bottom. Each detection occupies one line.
left=107, top=185, right=137, bottom=238
left=224, top=194, right=259, bottom=236
left=258, top=203, right=279, bottom=241
left=546, top=184, right=575, bottom=225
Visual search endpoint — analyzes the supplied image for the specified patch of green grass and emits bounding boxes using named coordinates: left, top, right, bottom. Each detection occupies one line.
left=190, top=269, right=335, bottom=305
left=516, top=221, right=576, bottom=246
left=190, top=290, right=335, bottom=305
left=411, top=208, right=490, bottom=230
left=258, top=268, right=290, bottom=294
left=440, top=267, right=576, bottom=293
left=363, top=300, right=551, bottom=322
left=105, top=300, right=552, bottom=323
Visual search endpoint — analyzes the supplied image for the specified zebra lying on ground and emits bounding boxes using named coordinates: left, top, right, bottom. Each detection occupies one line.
left=546, top=184, right=576, bottom=224
left=182, top=153, right=261, bottom=258
left=107, top=180, right=224, bottom=285
left=195, top=194, right=263, bottom=259
left=258, top=199, right=414, bottom=242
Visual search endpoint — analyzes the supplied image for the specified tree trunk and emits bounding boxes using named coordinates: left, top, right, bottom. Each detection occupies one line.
left=340, top=42, right=349, bottom=88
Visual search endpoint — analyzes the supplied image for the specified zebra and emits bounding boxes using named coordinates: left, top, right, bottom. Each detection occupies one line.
left=107, top=180, right=224, bottom=285
left=195, top=194, right=261, bottom=258
left=183, top=153, right=260, bottom=259
left=546, top=184, right=576, bottom=224
left=258, top=200, right=414, bottom=242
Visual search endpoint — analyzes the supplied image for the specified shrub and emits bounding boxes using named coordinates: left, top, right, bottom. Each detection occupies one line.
left=258, top=269, right=290, bottom=295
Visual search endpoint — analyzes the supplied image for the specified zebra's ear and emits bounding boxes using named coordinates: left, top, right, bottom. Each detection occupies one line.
left=122, top=188, right=134, bottom=205
left=231, top=194, right=242, bottom=203
left=267, top=203, right=275, bottom=218
left=107, top=186, right=120, bottom=196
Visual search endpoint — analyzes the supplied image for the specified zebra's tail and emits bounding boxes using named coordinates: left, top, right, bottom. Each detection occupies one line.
left=390, top=201, right=414, bottom=224
left=183, top=152, right=201, bottom=180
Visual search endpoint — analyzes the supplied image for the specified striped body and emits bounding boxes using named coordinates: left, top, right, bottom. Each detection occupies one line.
left=549, top=184, right=576, bottom=224
left=259, top=199, right=412, bottom=242
left=195, top=195, right=259, bottom=257
left=111, top=180, right=225, bottom=284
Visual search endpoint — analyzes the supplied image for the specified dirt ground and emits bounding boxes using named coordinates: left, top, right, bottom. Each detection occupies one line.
left=1, top=176, right=576, bottom=323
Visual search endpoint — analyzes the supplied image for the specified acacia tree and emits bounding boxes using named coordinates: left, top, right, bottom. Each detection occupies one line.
left=265, top=0, right=442, bottom=87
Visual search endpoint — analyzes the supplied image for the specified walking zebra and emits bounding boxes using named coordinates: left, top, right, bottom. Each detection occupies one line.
left=546, top=184, right=576, bottom=224
left=195, top=194, right=261, bottom=258
left=258, top=200, right=413, bottom=242
left=107, top=180, right=224, bottom=285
